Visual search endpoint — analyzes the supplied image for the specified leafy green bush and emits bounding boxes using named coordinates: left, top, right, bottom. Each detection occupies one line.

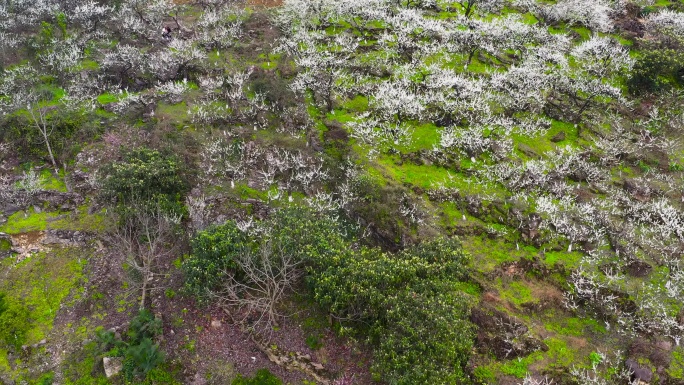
left=231, top=369, right=282, bottom=385
left=184, top=207, right=475, bottom=384
left=182, top=221, right=249, bottom=301
left=628, top=48, right=684, bottom=94
left=124, top=338, right=165, bottom=379
left=307, top=238, right=474, bottom=384
left=127, top=308, right=163, bottom=345
left=0, top=292, right=31, bottom=351
left=100, top=148, right=188, bottom=206
left=95, top=309, right=165, bottom=382
left=183, top=208, right=347, bottom=302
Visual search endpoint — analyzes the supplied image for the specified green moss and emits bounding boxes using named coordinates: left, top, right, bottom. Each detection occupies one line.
left=460, top=237, right=530, bottom=272
left=78, top=60, right=100, bottom=71
left=156, top=102, right=189, bottom=121
left=500, top=280, right=535, bottom=306
left=49, top=204, right=109, bottom=233
left=572, top=26, right=591, bottom=40
left=545, top=338, right=576, bottom=367
left=61, top=340, right=110, bottom=385
left=545, top=316, right=605, bottom=337
left=39, top=169, right=67, bottom=192
left=543, top=250, right=584, bottom=268
left=0, top=248, right=87, bottom=345
left=0, top=238, right=10, bottom=252
left=668, top=347, right=684, bottom=379
left=500, top=354, right=540, bottom=378
left=96, top=93, right=119, bottom=105
left=473, top=366, right=496, bottom=384
left=233, top=183, right=267, bottom=200
left=0, top=209, right=60, bottom=234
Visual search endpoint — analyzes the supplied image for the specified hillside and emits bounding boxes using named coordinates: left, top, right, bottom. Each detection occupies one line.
left=1, top=0, right=684, bottom=384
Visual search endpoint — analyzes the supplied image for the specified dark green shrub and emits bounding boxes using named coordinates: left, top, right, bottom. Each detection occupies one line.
left=373, top=287, right=473, bottom=384
left=231, top=369, right=282, bottom=385
left=306, top=238, right=474, bottom=384
left=183, top=207, right=348, bottom=302
left=124, top=338, right=165, bottom=379
left=628, top=48, right=684, bottom=94
left=0, top=292, right=31, bottom=351
left=94, top=309, right=165, bottom=382
left=184, top=207, right=475, bottom=384
left=127, top=309, right=162, bottom=345
left=100, top=148, right=188, bottom=205
left=182, top=221, right=249, bottom=301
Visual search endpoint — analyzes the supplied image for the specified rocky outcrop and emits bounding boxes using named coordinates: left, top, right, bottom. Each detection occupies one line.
left=471, top=305, right=548, bottom=360
left=0, top=190, right=84, bottom=216
left=41, top=229, right=91, bottom=247
left=103, top=357, right=123, bottom=378
left=31, top=191, right=84, bottom=211
left=0, top=232, right=12, bottom=258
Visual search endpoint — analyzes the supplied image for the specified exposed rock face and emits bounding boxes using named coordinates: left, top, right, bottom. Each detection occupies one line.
left=0, top=190, right=84, bottom=215
left=0, top=232, right=12, bottom=258
left=7, top=231, right=46, bottom=260
left=32, top=191, right=84, bottom=211
left=103, top=356, right=123, bottom=378
left=470, top=306, right=548, bottom=360
left=550, top=131, right=566, bottom=142
left=41, top=229, right=90, bottom=247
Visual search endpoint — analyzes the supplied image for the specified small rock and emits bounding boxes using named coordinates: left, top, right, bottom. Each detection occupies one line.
left=33, top=205, right=41, bottom=213
left=550, top=131, right=566, bottom=142
left=296, top=353, right=312, bottom=361
left=3, top=205, right=21, bottom=216
left=103, top=356, right=123, bottom=378
left=517, top=143, right=540, bottom=159
left=211, top=319, right=222, bottom=328
left=311, top=362, right=324, bottom=371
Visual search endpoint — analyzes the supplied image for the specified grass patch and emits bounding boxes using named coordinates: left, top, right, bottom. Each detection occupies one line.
left=499, top=279, right=535, bottom=306
left=0, top=209, right=60, bottom=234
left=156, top=101, right=189, bottom=122
left=401, top=122, right=441, bottom=152
left=543, top=250, right=584, bottom=269
left=500, top=354, right=542, bottom=378
left=0, top=246, right=87, bottom=381
left=96, top=93, right=119, bottom=105
left=49, top=204, right=110, bottom=233
left=376, top=156, right=495, bottom=194
left=341, top=94, right=369, bottom=113
left=544, top=316, right=606, bottom=337
left=0, top=248, right=87, bottom=343
left=39, top=169, right=67, bottom=192
left=668, top=347, right=684, bottom=380
left=460, top=236, right=533, bottom=272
